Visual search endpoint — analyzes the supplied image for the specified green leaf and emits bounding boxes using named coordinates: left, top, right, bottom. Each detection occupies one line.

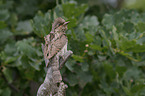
left=81, top=62, right=89, bottom=71
left=65, top=60, right=75, bottom=72
left=98, top=55, right=107, bottom=61
left=122, top=86, right=132, bottom=96
left=67, top=73, right=78, bottom=86
left=72, top=55, right=84, bottom=62
left=119, top=37, right=145, bottom=53
left=116, top=66, right=127, bottom=77
left=16, top=38, right=37, bottom=57
left=29, top=59, right=41, bottom=70
left=2, top=67, right=13, bottom=83
left=123, top=67, right=141, bottom=80
left=16, top=0, right=38, bottom=16
left=4, top=43, right=16, bottom=55
left=131, top=84, right=145, bottom=93
left=54, top=5, right=63, bottom=17
left=90, top=44, right=102, bottom=51
left=136, top=22, right=145, bottom=32
left=24, top=68, right=35, bottom=80
left=103, top=63, right=116, bottom=80
left=80, top=16, right=99, bottom=35
left=4, top=56, right=19, bottom=64
left=140, top=88, right=145, bottom=96
left=62, top=3, right=87, bottom=18
left=85, top=32, right=94, bottom=43
left=67, top=18, right=77, bottom=29
left=0, top=21, right=7, bottom=29
left=20, top=55, right=31, bottom=68
left=16, top=20, right=33, bottom=35
left=99, top=80, right=113, bottom=95
left=0, top=9, right=9, bottom=21
left=31, top=11, right=53, bottom=38
left=137, top=37, right=145, bottom=44
left=1, top=88, right=11, bottom=96
left=118, top=51, right=140, bottom=62
left=112, top=26, right=118, bottom=41
left=83, top=16, right=99, bottom=27
left=0, top=29, right=13, bottom=45
left=102, top=14, right=114, bottom=29
left=123, top=21, right=134, bottom=33
left=77, top=71, right=92, bottom=88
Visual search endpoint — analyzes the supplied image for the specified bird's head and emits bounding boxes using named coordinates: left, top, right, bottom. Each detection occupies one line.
left=52, top=17, right=69, bottom=33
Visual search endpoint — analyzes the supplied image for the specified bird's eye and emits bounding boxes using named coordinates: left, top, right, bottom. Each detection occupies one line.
left=56, top=23, right=63, bottom=28
left=55, top=23, right=64, bottom=29
left=58, top=23, right=61, bottom=26
left=59, top=23, right=64, bottom=26
left=56, top=23, right=61, bottom=28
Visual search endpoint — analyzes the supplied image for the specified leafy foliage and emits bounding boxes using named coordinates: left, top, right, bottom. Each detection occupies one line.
left=0, top=0, right=145, bottom=96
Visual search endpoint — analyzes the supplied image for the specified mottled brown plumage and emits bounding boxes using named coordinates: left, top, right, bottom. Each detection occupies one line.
left=43, top=17, right=69, bottom=67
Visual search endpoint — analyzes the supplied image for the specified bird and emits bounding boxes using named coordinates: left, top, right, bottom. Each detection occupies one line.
left=43, top=17, right=69, bottom=67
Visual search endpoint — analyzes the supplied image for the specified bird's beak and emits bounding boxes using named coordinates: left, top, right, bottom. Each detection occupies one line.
left=63, top=21, right=70, bottom=25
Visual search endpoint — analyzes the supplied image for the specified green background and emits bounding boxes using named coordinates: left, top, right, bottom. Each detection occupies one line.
left=0, top=0, right=145, bottom=96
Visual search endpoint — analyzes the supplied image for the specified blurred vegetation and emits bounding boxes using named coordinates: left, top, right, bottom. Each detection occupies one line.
left=0, top=0, right=145, bottom=96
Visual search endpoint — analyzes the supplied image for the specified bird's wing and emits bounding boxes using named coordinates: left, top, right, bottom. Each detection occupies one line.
left=47, top=34, right=68, bottom=59
left=43, top=34, right=51, bottom=67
